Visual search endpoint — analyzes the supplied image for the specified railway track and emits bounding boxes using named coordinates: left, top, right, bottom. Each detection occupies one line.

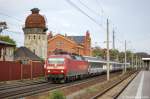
left=0, top=71, right=122, bottom=99
left=90, top=70, right=138, bottom=99
left=0, top=80, right=47, bottom=91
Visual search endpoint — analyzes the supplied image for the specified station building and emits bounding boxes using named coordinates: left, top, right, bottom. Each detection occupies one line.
left=48, top=31, right=91, bottom=56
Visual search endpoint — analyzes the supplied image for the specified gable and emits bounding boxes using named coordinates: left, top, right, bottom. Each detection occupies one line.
left=48, top=34, right=77, bottom=46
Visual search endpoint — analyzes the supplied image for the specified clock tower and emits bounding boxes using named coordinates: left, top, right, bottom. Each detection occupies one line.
left=23, top=8, right=48, bottom=59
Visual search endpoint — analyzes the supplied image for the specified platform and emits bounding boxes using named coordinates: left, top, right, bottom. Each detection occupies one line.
left=117, top=70, right=150, bottom=99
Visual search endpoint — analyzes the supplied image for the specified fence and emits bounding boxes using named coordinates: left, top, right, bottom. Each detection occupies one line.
left=0, top=61, right=44, bottom=81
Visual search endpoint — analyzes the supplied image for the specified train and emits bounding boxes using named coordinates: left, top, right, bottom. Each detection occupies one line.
left=45, top=54, right=130, bottom=83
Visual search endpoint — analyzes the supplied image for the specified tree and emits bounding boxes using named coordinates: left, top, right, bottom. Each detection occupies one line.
left=0, top=35, right=16, bottom=45
left=92, top=47, right=105, bottom=58
left=110, top=49, right=119, bottom=61
left=118, top=52, right=124, bottom=63
left=126, top=50, right=132, bottom=62
left=0, top=22, right=7, bottom=34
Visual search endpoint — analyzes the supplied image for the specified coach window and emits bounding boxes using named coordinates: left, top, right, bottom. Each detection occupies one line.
left=71, top=55, right=76, bottom=60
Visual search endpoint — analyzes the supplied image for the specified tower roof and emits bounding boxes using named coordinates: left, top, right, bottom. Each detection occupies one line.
left=25, top=8, right=46, bottom=29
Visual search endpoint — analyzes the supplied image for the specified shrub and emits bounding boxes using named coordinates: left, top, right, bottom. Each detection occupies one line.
left=50, top=90, right=66, bottom=99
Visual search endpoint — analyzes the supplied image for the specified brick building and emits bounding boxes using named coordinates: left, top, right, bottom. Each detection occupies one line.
left=48, top=31, right=91, bottom=56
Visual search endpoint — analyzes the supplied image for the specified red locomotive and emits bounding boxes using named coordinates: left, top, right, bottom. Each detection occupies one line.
left=45, top=54, right=89, bottom=83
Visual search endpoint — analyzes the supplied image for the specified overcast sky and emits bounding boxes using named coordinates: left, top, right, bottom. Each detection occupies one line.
left=0, top=0, right=150, bottom=53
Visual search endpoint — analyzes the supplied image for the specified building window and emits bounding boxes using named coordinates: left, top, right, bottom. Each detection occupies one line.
left=21, top=60, right=28, bottom=64
left=39, top=36, right=40, bottom=39
left=34, top=35, right=36, bottom=39
left=28, top=36, right=30, bottom=40
left=42, top=36, right=45, bottom=40
left=56, top=41, right=64, bottom=47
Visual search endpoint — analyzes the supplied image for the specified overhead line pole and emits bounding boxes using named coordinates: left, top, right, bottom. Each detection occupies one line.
left=112, top=29, right=115, bottom=49
left=131, top=52, right=134, bottom=68
left=106, top=19, right=110, bottom=81
left=136, top=55, right=138, bottom=70
left=124, top=40, right=127, bottom=73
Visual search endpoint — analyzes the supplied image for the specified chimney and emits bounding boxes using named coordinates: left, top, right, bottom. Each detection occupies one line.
left=65, top=33, right=67, bottom=37
left=48, top=31, right=53, bottom=38
left=86, top=30, right=90, bottom=37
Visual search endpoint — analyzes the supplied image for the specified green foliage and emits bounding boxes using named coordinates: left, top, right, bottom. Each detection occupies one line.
left=92, top=47, right=137, bottom=63
left=50, top=90, right=66, bottom=99
left=92, top=48, right=120, bottom=60
left=118, top=51, right=132, bottom=63
left=92, top=47, right=105, bottom=57
left=110, top=49, right=119, bottom=61
left=0, top=35, right=16, bottom=45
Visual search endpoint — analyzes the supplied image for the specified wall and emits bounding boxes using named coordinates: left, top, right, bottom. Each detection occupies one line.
left=0, top=61, right=44, bottom=81
left=48, top=35, right=77, bottom=55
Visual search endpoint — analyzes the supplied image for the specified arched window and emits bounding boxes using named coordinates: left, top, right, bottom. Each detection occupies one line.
left=34, top=35, right=36, bottom=39
left=39, top=36, right=40, bottom=39
left=28, top=36, right=30, bottom=40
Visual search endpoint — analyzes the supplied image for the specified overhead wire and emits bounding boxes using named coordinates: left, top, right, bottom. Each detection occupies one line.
left=65, top=0, right=105, bottom=31
left=0, top=12, right=23, bottom=23
left=78, top=0, right=101, bottom=17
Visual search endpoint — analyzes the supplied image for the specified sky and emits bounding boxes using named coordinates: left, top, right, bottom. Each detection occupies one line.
left=0, top=0, right=150, bottom=53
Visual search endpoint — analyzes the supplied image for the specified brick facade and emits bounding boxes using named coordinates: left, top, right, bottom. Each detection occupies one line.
left=48, top=31, right=91, bottom=56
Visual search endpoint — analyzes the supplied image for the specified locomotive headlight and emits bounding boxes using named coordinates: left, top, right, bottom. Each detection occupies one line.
left=61, top=70, right=64, bottom=73
left=48, top=70, right=50, bottom=73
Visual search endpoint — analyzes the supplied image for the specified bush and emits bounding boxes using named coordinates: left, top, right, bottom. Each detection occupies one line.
left=50, top=90, right=66, bottom=99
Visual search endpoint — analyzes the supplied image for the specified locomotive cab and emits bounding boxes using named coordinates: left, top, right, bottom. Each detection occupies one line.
left=46, top=56, right=67, bottom=82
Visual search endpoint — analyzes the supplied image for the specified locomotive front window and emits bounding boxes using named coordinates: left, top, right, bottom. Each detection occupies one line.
left=48, top=58, right=64, bottom=64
